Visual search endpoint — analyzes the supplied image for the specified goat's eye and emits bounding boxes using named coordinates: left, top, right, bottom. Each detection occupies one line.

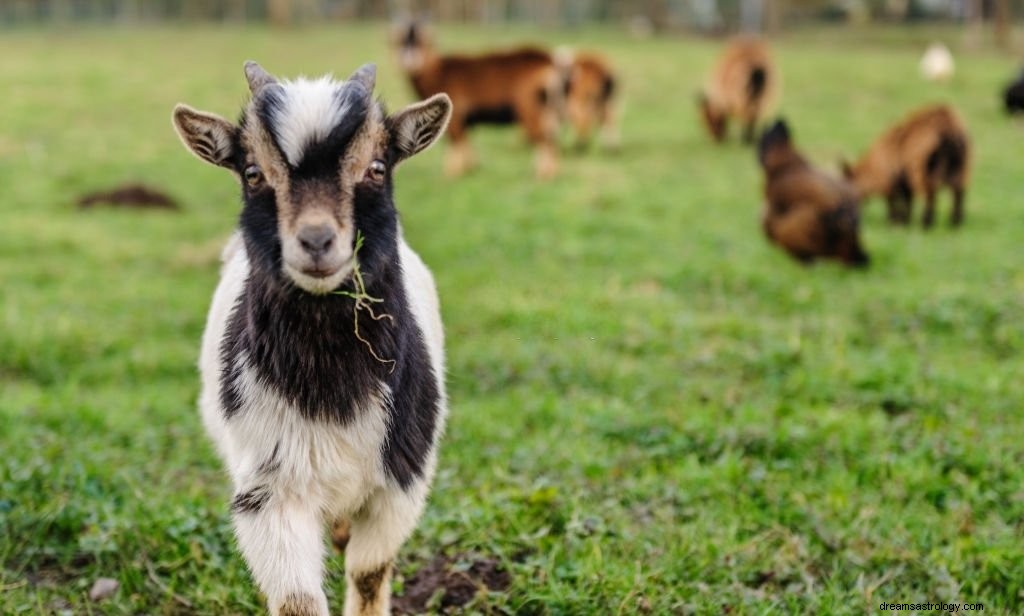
left=367, top=160, right=386, bottom=181
left=244, top=165, right=263, bottom=187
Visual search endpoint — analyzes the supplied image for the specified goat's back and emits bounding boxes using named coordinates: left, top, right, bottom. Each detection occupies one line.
left=416, top=47, right=555, bottom=111
left=707, top=36, right=778, bottom=115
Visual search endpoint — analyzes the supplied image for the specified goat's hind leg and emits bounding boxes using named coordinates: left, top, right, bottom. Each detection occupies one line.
left=233, top=491, right=329, bottom=616
left=885, top=192, right=901, bottom=223
left=343, top=484, right=429, bottom=616
left=741, top=111, right=758, bottom=144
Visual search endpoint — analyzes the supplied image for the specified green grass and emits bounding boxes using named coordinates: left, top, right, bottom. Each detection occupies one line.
left=2, top=23, right=1024, bottom=615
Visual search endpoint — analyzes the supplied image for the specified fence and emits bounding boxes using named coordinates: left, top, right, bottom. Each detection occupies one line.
left=0, top=0, right=1017, bottom=32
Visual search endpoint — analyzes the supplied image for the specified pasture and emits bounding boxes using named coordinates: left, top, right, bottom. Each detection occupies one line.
left=2, top=23, right=1023, bottom=614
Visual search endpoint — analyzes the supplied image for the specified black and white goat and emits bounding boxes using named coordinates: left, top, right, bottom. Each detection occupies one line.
left=172, top=62, right=451, bottom=616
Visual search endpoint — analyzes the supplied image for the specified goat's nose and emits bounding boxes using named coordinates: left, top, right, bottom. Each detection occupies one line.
left=297, top=225, right=335, bottom=260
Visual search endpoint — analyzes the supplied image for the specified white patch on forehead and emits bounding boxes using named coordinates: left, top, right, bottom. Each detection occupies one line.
left=269, top=76, right=351, bottom=167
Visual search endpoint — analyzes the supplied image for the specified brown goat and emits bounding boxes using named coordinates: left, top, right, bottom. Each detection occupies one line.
left=559, top=48, right=620, bottom=151
left=700, top=36, right=779, bottom=144
left=394, top=21, right=561, bottom=179
left=759, top=119, right=869, bottom=267
left=843, top=104, right=970, bottom=228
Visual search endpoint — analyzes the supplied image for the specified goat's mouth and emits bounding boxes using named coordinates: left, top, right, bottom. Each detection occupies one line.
left=301, top=265, right=341, bottom=279
left=283, top=259, right=354, bottom=295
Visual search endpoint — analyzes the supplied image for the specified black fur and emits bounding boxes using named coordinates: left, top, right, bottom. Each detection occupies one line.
left=601, top=75, right=616, bottom=102
left=220, top=101, right=441, bottom=490
left=402, top=24, right=419, bottom=49
left=821, top=202, right=868, bottom=267
left=465, top=105, right=517, bottom=126
left=1003, top=71, right=1024, bottom=114
left=758, top=118, right=790, bottom=164
left=232, top=485, right=271, bottom=514
left=926, top=134, right=966, bottom=181
left=748, top=66, right=767, bottom=101
left=255, top=82, right=371, bottom=171
left=258, top=442, right=281, bottom=475
left=891, top=171, right=912, bottom=203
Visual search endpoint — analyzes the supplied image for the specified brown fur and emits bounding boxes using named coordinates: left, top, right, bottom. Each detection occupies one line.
left=843, top=104, right=970, bottom=228
left=394, top=22, right=560, bottom=178
left=330, top=518, right=351, bottom=553
left=562, top=51, right=619, bottom=150
left=759, top=121, right=869, bottom=267
left=700, top=36, right=779, bottom=144
left=277, top=593, right=321, bottom=616
left=348, top=563, right=391, bottom=616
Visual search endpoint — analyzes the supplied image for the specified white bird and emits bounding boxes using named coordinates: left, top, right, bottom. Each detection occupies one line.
left=920, top=43, right=955, bottom=82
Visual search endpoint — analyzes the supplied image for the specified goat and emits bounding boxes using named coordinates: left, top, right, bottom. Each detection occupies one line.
left=558, top=48, right=620, bottom=151
left=699, top=36, right=779, bottom=144
left=393, top=20, right=561, bottom=179
left=758, top=119, right=869, bottom=267
left=842, top=104, right=970, bottom=228
left=920, top=42, right=955, bottom=82
left=172, top=61, right=451, bottom=616
left=1003, top=68, right=1024, bottom=114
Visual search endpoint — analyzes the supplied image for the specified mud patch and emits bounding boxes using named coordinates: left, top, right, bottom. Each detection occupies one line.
left=77, top=183, right=179, bottom=210
left=392, top=553, right=511, bottom=614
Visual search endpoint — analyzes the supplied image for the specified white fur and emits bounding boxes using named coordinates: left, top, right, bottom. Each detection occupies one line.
left=281, top=255, right=354, bottom=295
left=199, top=231, right=446, bottom=616
left=270, top=76, right=351, bottom=167
left=920, top=43, right=954, bottom=82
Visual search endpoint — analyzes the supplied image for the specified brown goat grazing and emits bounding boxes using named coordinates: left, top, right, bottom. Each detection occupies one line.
left=394, top=21, right=561, bottom=179
left=759, top=120, right=869, bottom=267
left=559, top=48, right=620, bottom=151
left=842, top=104, right=970, bottom=228
left=700, top=36, right=779, bottom=144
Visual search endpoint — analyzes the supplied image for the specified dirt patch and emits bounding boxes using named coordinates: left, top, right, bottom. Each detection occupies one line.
left=77, top=183, right=179, bottom=210
left=392, top=553, right=511, bottom=614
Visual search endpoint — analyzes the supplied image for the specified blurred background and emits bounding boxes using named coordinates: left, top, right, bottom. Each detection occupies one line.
left=0, top=0, right=1021, bottom=42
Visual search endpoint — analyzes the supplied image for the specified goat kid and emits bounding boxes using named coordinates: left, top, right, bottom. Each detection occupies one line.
left=557, top=48, right=620, bottom=151
left=699, top=36, right=779, bottom=144
left=394, top=20, right=562, bottom=179
left=842, top=104, right=970, bottom=228
left=759, top=119, right=870, bottom=267
left=173, top=62, right=451, bottom=616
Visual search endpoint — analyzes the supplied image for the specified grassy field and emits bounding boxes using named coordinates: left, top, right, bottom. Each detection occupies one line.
left=2, top=23, right=1024, bottom=615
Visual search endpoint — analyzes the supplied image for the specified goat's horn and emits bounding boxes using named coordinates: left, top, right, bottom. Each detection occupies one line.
left=348, top=63, right=376, bottom=93
left=244, top=61, right=277, bottom=94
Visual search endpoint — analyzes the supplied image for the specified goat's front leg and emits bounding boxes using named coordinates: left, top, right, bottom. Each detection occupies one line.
left=343, top=485, right=428, bottom=616
left=741, top=115, right=757, bottom=144
left=951, top=186, right=966, bottom=226
left=921, top=187, right=937, bottom=229
left=233, top=491, right=329, bottom=616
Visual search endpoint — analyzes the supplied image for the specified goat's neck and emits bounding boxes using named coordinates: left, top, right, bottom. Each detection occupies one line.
left=407, top=53, right=441, bottom=98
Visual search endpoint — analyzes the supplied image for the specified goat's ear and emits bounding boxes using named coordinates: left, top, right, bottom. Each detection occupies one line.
left=388, top=93, right=452, bottom=165
left=172, top=104, right=239, bottom=170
